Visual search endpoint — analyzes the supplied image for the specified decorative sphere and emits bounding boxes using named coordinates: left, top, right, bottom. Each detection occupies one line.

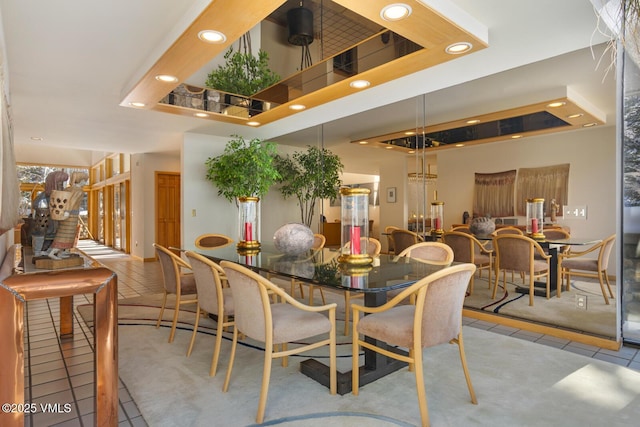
left=470, top=217, right=496, bottom=236
left=273, top=223, right=314, bottom=255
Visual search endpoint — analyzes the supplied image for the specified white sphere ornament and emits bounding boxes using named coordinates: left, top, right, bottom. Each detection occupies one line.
left=273, top=223, right=315, bottom=255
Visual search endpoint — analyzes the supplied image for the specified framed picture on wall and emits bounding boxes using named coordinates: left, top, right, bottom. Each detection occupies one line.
left=387, top=187, right=397, bottom=203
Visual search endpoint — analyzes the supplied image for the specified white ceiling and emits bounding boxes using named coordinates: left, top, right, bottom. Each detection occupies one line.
left=0, top=0, right=616, bottom=174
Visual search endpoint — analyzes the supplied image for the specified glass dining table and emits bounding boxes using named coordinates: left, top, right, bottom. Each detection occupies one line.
left=199, top=243, right=449, bottom=395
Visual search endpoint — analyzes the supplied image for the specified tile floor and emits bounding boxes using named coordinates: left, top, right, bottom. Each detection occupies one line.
left=19, top=241, right=640, bottom=426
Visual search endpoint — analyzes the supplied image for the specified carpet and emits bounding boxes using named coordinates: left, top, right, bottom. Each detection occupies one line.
left=77, top=293, right=640, bottom=426
left=463, top=274, right=616, bottom=338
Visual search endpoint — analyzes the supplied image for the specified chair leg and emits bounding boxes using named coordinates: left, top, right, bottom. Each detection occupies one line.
left=528, top=275, right=534, bottom=306
left=412, top=342, right=430, bottom=427
left=168, top=294, right=181, bottom=343
left=604, top=272, right=615, bottom=298
left=344, top=292, right=351, bottom=336
left=209, top=316, right=225, bottom=377
left=256, top=343, right=273, bottom=424
left=186, top=303, right=201, bottom=356
left=598, top=272, right=611, bottom=305
left=222, top=327, right=239, bottom=392
left=352, top=310, right=360, bottom=395
left=455, top=333, right=477, bottom=404
left=156, top=291, right=168, bottom=328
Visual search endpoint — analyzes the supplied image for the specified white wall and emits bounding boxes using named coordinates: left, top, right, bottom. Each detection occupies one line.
left=181, top=133, right=301, bottom=252
left=14, top=144, right=94, bottom=167
left=130, top=152, right=180, bottom=260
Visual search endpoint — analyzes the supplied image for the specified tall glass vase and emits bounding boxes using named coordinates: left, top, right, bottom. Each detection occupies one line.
left=526, top=198, right=545, bottom=240
left=337, top=187, right=372, bottom=265
left=237, top=196, right=260, bottom=252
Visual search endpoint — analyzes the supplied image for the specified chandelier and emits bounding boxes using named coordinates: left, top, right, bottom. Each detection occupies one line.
left=408, top=163, right=437, bottom=184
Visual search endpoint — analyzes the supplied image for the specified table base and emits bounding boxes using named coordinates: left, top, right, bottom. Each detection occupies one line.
left=300, top=347, right=409, bottom=395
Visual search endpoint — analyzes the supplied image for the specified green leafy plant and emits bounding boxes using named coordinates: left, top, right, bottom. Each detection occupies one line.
left=205, top=47, right=280, bottom=97
left=205, top=135, right=281, bottom=201
left=275, top=146, right=343, bottom=227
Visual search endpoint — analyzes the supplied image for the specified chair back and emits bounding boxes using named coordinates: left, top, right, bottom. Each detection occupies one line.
left=185, top=251, right=225, bottom=315
left=220, top=261, right=272, bottom=342
left=312, top=234, right=326, bottom=251
left=492, top=227, right=523, bottom=236
left=414, top=264, right=476, bottom=347
left=493, top=234, right=543, bottom=272
left=442, top=231, right=481, bottom=263
left=195, top=233, right=233, bottom=249
left=154, top=243, right=188, bottom=294
left=384, top=225, right=400, bottom=252
left=542, top=229, right=570, bottom=239
left=391, top=229, right=420, bottom=254
left=599, top=234, right=616, bottom=270
left=450, top=225, right=472, bottom=234
left=397, top=242, right=453, bottom=265
left=343, top=237, right=382, bottom=256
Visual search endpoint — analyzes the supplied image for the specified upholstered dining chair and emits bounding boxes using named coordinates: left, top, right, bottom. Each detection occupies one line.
left=194, top=233, right=233, bottom=250
left=384, top=225, right=400, bottom=254
left=351, top=263, right=478, bottom=427
left=558, top=234, right=616, bottom=304
left=396, top=241, right=454, bottom=265
left=491, top=226, right=524, bottom=236
left=442, top=231, right=493, bottom=294
left=309, top=237, right=381, bottom=335
left=184, top=251, right=234, bottom=376
left=492, top=234, right=551, bottom=306
left=220, top=261, right=337, bottom=424
left=153, top=243, right=198, bottom=343
left=391, top=228, right=422, bottom=254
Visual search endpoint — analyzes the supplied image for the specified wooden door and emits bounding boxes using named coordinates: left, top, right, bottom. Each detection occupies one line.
left=155, top=172, right=181, bottom=251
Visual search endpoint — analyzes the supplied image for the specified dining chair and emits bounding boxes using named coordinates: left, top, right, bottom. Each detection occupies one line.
left=450, top=225, right=472, bottom=234
left=491, top=226, right=523, bottom=236
left=558, top=234, right=616, bottom=304
left=492, top=234, right=551, bottom=306
left=184, top=251, right=234, bottom=376
left=220, top=261, right=337, bottom=424
left=351, top=263, right=478, bottom=427
left=153, top=243, right=198, bottom=343
left=442, top=231, right=493, bottom=294
left=194, top=233, right=233, bottom=250
left=396, top=241, right=454, bottom=265
left=391, top=229, right=421, bottom=254
left=384, top=225, right=400, bottom=254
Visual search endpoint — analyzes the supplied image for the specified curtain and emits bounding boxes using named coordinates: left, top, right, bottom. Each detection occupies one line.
left=515, top=164, right=570, bottom=216
left=473, top=170, right=517, bottom=217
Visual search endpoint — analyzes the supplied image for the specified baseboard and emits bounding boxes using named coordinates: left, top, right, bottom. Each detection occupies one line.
left=463, top=308, right=620, bottom=350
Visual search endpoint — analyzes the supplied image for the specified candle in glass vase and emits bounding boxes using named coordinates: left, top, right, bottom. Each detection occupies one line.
left=350, top=226, right=361, bottom=254
left=244, top=222, right=253, bottom=241
left=531, top=218, right=538, bottom=234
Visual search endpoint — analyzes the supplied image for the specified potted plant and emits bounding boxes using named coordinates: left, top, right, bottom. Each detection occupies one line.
left=275, top=146, right=343, bottom=228
left=205, top=135, right=281, bottom=249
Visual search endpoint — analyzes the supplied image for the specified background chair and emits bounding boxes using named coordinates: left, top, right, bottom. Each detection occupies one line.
left=153, top=243, right=198, bottom=343
left=308, top=237, right=381, bottom=335
left=491, top=226, right=524, bottom=236
left=384, top=225, right=400, bottom=254
left=559, top=234, right=616, bottom=304
left=396, top=241, right=454, bottom=265
left=391, top=229, right=422, bottom=255
left=184, top=251, right=234, bottom=377
left=194, top=233, right=233, bottom=250
left=351, top=263, right=478, bottom=427
left=442, top=231, right=493, bottom=294
left=492, top=234, right=551, bottom=306
left=220, top=261, right=337, bottom=424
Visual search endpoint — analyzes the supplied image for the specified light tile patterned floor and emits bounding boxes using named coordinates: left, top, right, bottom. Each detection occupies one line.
left=20, top=241, right=640, bottom=426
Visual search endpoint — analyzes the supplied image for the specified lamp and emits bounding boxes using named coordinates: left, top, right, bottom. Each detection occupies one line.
left=408, top=161, right=437, bottom=184
left=287, top=3, right=314, bottom=70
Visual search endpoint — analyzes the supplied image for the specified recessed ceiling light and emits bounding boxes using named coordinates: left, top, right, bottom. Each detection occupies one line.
left=511, top=135, right=522, bottom=139
left=583, top=122, right=598, bottom=127
left=445, top=42, right=473, bottom=54
left=155, top=74, right=178, bottom=83
left=466, top=119, right=480, bottom=124
left=380, top=4, right=412, bottom=21
left=455, top=144, right=465, bottom=147
left=129, top=102, right=145, bottom=108
left=289, top=104, right=306, bottom=111
left=408, top=150, right=415, bottom=154
left=385, top=146, right=394, bottom=149
left=358, top=141, right=369, bottom=145
left=247, top=121, right=260, bottom=126
left=404, top=131, right=415, bottom=135
left=567, top=113, right=584, bottom=119
left=350, top=80, right=370, bottom=89
left=194, top=112, right=209, bottom=118
left=546, top=101, right=566, bottom=108
left=30, top=136, right=43, bottom=141
left=198, top=30, right=226, bottom=44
